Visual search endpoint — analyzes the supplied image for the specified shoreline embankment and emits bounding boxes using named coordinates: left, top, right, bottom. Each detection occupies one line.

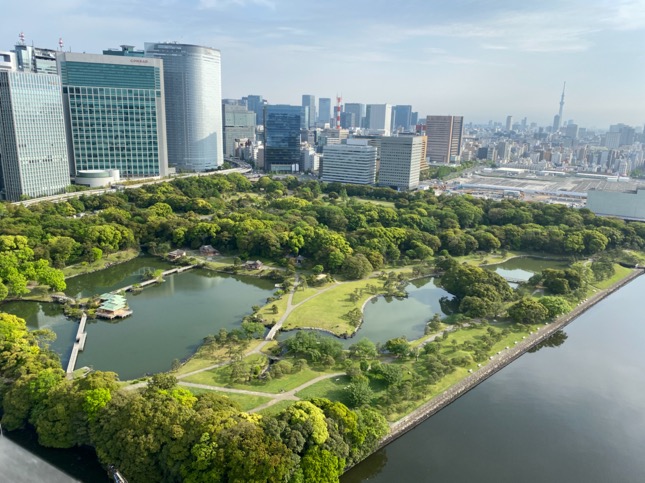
left=376, top=268, right=644, bottom=450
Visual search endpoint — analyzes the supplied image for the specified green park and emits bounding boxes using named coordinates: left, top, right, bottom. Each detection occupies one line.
left=2, top=173, right=645, bottom=482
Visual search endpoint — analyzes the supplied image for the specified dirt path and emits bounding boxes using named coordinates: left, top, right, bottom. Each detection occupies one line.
left=177, top=372, right=344, bottom=413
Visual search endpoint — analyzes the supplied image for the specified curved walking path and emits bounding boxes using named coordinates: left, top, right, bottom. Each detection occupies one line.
left=265, top=276, right=340, bottom=340
left=178, top=372, right=344, bottom=413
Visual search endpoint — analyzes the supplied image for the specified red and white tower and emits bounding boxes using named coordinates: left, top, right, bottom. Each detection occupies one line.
left=58, top=38, right=64, bottom=51
left=335, top=95, right=342, bottom=130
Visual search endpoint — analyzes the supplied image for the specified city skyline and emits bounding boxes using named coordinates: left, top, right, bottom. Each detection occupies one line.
left=3, top=0, right=645, bottom=127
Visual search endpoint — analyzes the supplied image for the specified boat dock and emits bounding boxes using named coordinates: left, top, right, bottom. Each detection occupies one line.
left=66, top=313, right=87, bottom=377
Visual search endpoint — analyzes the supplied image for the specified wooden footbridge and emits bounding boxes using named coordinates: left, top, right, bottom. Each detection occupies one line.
left=115, top=265, right=198, bottom=293
left=66, top=313, right=87, bottom=377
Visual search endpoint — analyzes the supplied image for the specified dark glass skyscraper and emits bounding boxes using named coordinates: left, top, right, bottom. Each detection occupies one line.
left=343, top=103, right=364, bottom=128
left=263, top=105, right=301, bottom=172
left=244, top=95, right=264, bottom=125
left=318, top=97, right=331, bottom=124
left=301, top=94, right=315, bottom=129
left=393, top=105, right=412, bottom=131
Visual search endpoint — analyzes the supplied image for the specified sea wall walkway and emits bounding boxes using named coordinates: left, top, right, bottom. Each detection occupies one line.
left=379, top=268, right=644, bottom=449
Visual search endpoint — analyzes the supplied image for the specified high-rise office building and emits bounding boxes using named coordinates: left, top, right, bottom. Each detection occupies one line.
left=13, top=44, right=58, bottom=75
left=302, top=94, right=316, bottom=129
left=505, top=115, right=513, bottom=131
left=301, top=106, right=309, bottom=130
left=222, top=103, right=255, bottom=157
left=145, top=42, right=223, bottom=171
left=58, top=52, right=168, bottom=177
left=496, top=141, right=511, bottom=162
left=411, top=112, right=419, bottom=127
left=244, top=95, right=265, bottom=125
left=0, top=70, right=70, bottom=201
left=566, top=123, right=579, bottom=140
left=318, top=97, right=331, bottom=125
left=379, top=136, right=423, bottom=190
left=393, top=105, right=412, bottom=131
left=344, top=103, right=364, bottom=128
left=366, top=104, right=392, bottom=135
left=263, top=105, right=302, bottom=172
left=340, top=111, right=355, bottom=129
left=425, top=115, right=463, bottom=164
left=322, top=140, right=377, bottom=185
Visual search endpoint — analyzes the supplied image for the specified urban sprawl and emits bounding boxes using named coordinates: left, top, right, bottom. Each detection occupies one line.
left=1, top=35, right=644, bottom=221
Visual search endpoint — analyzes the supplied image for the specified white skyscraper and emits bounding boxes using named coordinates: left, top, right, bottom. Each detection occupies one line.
left=322, top=140, right=377, bottom=185
left=379, top=136, right=423, bottom=191
left=0, top=70, right=71, bottom=201
left=366, top=104, right=393, bottom=135
left=145, top=43, right=223, bottom=171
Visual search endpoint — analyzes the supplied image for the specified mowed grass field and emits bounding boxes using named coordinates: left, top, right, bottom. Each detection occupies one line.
left=283, top=279, right=385, bottom=336
left=183, top=363, right=337, bottom=394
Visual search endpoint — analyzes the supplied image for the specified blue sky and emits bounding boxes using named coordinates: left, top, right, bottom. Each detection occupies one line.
left=4, top=0, right=645, bottom=128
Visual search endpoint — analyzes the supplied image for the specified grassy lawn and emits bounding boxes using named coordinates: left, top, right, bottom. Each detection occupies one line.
left=63, top=248, right=140, bottom=278
left=455, top=251, right=520, bottom=266
left=18, top=285, right=55, bottom=302
left=283, top=279, right=384, bottom=336
left=257, top=400, right=295, bottom=416
left=175, top=339, right=264, bottom=376
left=257, top=295, right=289, bottom=325
left=295, top=375, right=351, bottom=404
left=589, top=264, right=632, bottom=291
left=183, top=365, right=335, bottom=394
left=409, top=325, right=447, bottom=348
left=355, top=198, right=395, bottom=208
left=291, top=287, right=321, bottom=306
left=184, top=387, right=273, bottom=411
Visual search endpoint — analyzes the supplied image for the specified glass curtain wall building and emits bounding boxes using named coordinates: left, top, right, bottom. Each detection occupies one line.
left=263, top=105, right=302, bottom=172
left=0, top=71, right=71, bottom=201
left=58, top=53, right=168, bottom=177
left=145, top=43, right=223, bottom=171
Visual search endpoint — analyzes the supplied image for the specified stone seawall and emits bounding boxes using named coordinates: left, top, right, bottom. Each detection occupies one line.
left=377, top=268, right=644, bottom=449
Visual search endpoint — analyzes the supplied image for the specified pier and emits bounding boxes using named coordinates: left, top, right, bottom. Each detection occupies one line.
left=66, top=313, right=87, bottom=376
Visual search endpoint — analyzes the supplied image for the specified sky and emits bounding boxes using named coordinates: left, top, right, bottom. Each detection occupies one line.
left=3, top=0, right=645, bottom=128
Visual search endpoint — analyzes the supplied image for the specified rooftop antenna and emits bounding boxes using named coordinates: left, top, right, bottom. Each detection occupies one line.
left=58, top=37, right=64, bottom=51
left=18, top=31, right=25, bottom=45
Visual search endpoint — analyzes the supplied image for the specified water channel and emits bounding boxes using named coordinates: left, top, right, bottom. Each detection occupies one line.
left=343, top=274, right=645, bottom=483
